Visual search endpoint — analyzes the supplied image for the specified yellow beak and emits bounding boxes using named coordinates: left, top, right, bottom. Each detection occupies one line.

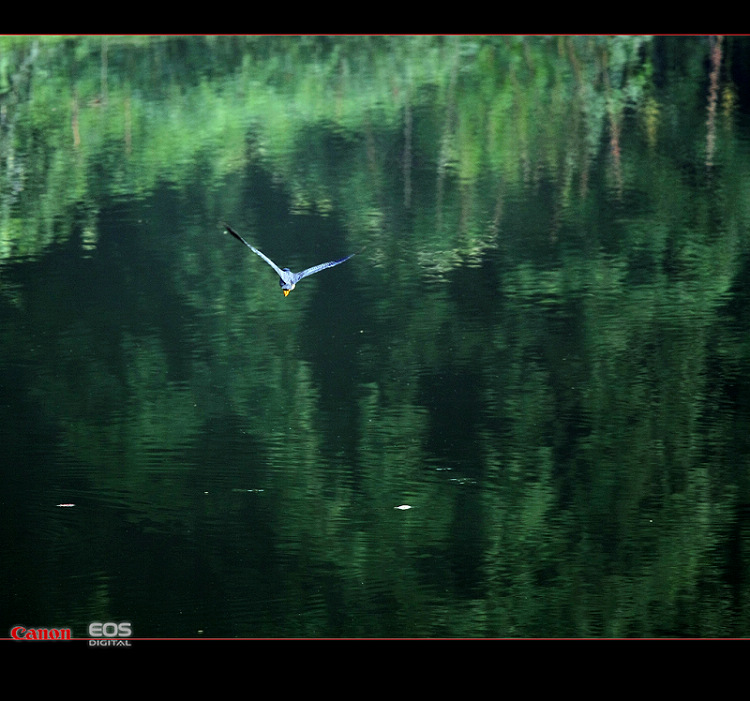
left=283, top=289, right=291, bottom=297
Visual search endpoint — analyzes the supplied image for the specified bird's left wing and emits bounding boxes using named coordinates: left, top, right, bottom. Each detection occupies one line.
left=225, top=223, right=287, bottom=278
left=294, top=253, right=357, bottom=283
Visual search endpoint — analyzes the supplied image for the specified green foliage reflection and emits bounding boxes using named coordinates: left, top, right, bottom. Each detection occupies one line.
left=2, top=36, right=749, bottom=637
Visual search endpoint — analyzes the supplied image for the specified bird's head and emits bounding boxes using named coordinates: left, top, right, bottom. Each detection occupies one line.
left=280, top=281, right=296, bottom=296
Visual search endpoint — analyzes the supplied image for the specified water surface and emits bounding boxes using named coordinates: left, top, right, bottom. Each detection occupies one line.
left=2, top=35, right=749, bottom=638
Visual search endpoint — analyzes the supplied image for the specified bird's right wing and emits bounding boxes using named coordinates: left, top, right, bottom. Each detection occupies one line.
left=295, top=253, right=357, bottom=282
left=225, top=223, right=286, bottom=278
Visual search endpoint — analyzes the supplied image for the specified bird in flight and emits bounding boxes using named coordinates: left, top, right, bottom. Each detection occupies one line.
left=225, top=223, right=357, bottom=296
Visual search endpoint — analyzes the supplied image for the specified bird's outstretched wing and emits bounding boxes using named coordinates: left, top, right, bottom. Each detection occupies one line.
left=294, top=253, right=357, bottom=283
left=225, top=223, right=287, bottom=278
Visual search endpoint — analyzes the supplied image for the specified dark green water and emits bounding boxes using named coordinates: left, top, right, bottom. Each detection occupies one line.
left=2, top=35, right=750, bottom=638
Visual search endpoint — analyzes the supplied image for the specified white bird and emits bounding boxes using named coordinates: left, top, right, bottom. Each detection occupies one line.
left=225, top=223, right=357, bottom=297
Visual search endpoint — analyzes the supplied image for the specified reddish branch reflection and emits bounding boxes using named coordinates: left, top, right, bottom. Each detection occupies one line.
left=706, top=35, right=723, bottom=167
